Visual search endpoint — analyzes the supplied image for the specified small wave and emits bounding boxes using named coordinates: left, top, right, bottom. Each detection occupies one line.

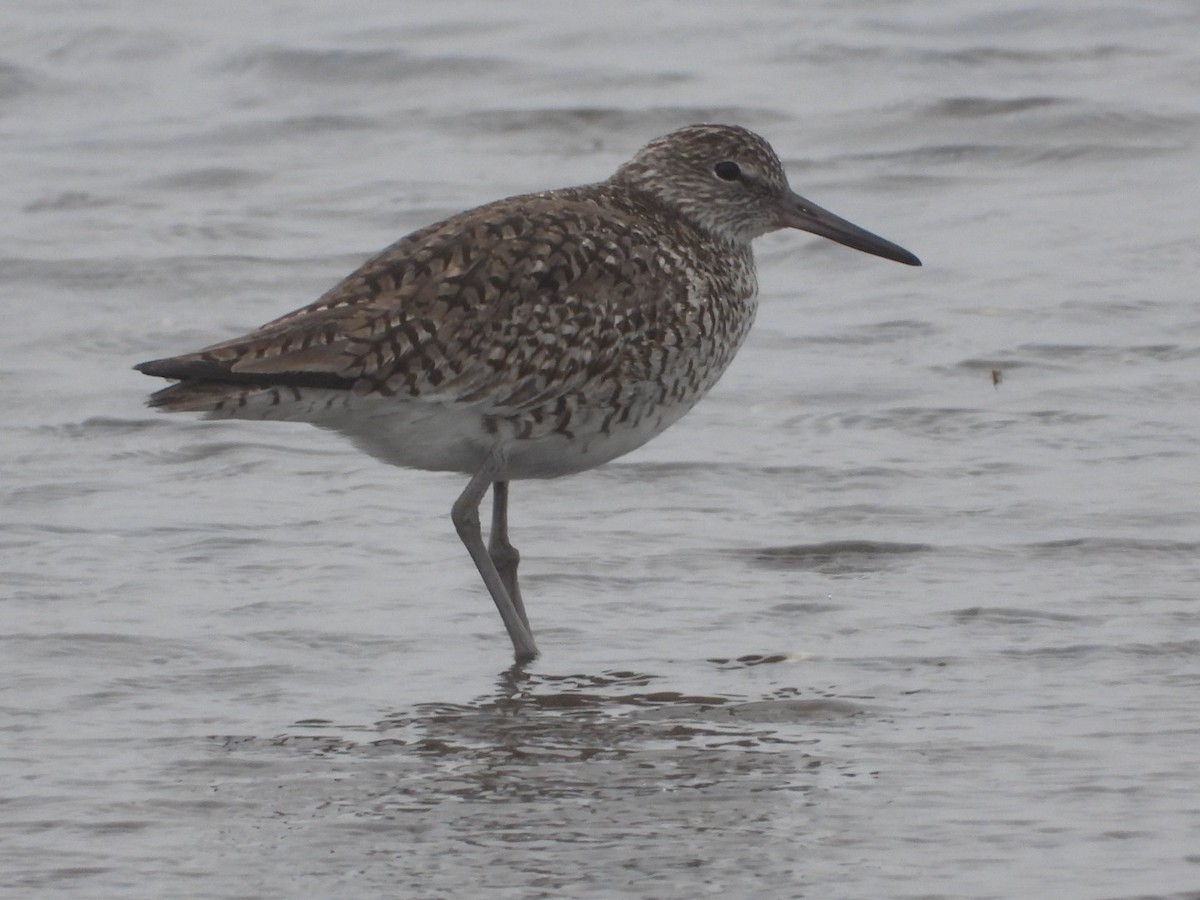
left=139, top=167, right=266, bottom=192
left=738, top=540, right=931, bottom=574
left=951, top=606, right=1094, bottom=624
left=0, top=60, right=38, bottom=100
left=926, top=96, right=1065, bottom=118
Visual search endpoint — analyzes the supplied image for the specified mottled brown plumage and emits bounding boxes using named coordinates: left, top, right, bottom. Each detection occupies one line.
left=137, top=124, right=920, bottom=662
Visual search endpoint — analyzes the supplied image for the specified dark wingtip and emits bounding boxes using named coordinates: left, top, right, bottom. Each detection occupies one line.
left=134, top=357, right=183, bottom=378
left=135, top=355, right=233, bottom=382
left=134, top=353, right=355, bottom=392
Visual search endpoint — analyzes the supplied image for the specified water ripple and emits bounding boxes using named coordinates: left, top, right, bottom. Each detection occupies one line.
left=737, top=540, right=932, bottom=574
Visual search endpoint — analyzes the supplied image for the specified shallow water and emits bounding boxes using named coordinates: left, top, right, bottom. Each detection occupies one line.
left=3, top=1, right=1200, bottom=897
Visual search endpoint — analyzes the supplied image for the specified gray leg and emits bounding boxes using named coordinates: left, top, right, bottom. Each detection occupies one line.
left=451, top=456, right=539, bottom=662
left=489, top=480, right=531, bottom=634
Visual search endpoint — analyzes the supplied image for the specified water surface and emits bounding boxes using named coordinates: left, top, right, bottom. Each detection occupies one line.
left=3, top=1, right=1199, bottom=897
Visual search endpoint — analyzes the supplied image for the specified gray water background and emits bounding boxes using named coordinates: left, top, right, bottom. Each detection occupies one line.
left=3, top=1, right=1199, bottom=897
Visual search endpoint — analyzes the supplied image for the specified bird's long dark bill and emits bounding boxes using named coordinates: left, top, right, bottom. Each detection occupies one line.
left=779, top=191, right=921, bottom=266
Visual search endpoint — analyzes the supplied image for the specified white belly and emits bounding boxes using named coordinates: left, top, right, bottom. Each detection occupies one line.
left=320, top=393, right=701, bottom=480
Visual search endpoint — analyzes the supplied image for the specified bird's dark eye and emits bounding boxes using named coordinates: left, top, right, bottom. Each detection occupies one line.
left=713, top=161, right=741, bottom=181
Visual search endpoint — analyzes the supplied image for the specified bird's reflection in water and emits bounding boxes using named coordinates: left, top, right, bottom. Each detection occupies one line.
left=234, top=660, right=872, bottom=813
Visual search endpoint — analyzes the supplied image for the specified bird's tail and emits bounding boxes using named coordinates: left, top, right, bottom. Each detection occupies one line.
left=142, top=379, right=285, bottom=414
left=135, top=351, right=349, bottom=416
